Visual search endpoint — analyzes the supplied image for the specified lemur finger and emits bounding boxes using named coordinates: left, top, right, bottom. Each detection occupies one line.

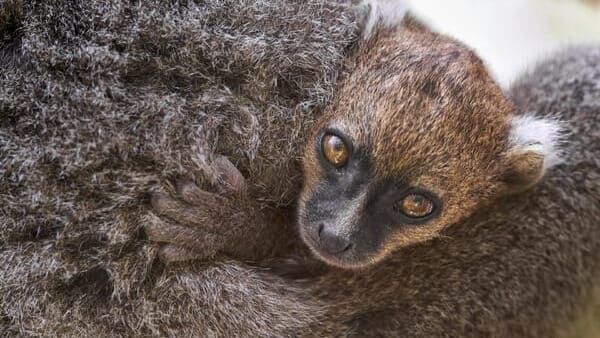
left=145, top=213, right=220, bottom=255
left=213, top=155, right=247, bottom=194
left=145, top=213, right=196, bottom=244
left=158, top=245, right=203, bottom=263
left=175, top=179, right=224, bottom=207
left=151, top=192, right=222, bottom=228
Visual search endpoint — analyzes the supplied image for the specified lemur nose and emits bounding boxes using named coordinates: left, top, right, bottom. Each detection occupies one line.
left=318, top=225, right=352, bottom=255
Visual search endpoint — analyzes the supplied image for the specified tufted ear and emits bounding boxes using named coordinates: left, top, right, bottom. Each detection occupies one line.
left=501, top=115, right=564, bottom=191
left=357, top=0, right=410, bottom=39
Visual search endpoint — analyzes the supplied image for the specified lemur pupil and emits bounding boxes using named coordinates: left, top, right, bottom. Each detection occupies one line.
left=322, top=134, right=349, bottom=167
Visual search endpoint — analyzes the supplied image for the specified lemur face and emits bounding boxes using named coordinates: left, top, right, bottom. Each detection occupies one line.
left=297, top=17, right=561, bottom=269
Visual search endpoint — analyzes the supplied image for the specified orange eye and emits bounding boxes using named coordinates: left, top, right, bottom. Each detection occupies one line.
left=322, top=134, right=349, bottom=167
left=397, top=193, right=434, bottom=218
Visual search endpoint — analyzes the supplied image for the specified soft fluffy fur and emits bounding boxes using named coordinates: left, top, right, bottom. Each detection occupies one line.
left=0, top=0, right=358, bottom=336
left=145, top=25, right=600, bottom=338
left=150, top=45, right=600, bottom=337
left=1, top=1, right=599, bottom=337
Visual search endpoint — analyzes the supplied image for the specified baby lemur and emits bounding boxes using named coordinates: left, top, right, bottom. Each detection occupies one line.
left=148, top=3, right=563, bottom=267
left=147, top=3, right=600, bottom=337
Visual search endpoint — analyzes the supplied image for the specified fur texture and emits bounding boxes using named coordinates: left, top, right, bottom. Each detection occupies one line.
left=296, top=16, right=566, bottom=268
left=145, top=24, right=600, bottom=338
left=0, top=0, right=358, bottom=336
left=155, top=45, right=600, bottom=337
left=358, top=0, right=408, bottom=39
left=1, top=0, right=599, bottom=337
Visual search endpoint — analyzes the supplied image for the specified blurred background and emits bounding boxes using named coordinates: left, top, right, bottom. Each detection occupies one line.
left=406, top=0, right=600, bottom=86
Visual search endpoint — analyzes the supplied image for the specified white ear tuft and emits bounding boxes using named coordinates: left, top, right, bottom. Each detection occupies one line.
left=509, top=115, right=565, bottom=171
left=359, top=0, right=409, bottom=40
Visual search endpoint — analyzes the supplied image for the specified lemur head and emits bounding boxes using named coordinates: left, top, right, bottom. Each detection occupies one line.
left=298, top=2, right=562, bottom=269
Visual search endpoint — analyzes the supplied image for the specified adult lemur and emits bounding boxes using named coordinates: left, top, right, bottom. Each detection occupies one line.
left=147, top=2, right=600, bottom=337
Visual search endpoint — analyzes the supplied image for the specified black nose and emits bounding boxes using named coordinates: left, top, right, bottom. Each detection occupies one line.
left=318, top=224, right=352, bottom=255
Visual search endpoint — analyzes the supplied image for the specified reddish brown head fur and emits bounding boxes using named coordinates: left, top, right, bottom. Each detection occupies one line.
left=298, top=12, right=562, bottom=268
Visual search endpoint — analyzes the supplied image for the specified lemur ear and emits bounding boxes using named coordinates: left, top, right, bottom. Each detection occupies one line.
left=357, top=0, right=412, bottom=40
left=501, top=115, right=564, bottom=191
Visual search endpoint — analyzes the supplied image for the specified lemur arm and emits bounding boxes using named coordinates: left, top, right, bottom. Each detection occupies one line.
left=145, top=156, right=294, bottom=263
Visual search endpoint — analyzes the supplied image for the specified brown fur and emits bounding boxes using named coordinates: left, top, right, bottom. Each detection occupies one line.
left=151, top=15, right=554, bottom=267
left=298, top=17, right=519, bottom=267
left=151, top=45, right=600, bottom=338
left=2, top=0, right=598, bottom=336
left=146, top=11, right=600, bottom=338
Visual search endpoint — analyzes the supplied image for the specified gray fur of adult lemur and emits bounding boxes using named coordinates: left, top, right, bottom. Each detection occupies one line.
left=0, top=0, right=358, bottom=336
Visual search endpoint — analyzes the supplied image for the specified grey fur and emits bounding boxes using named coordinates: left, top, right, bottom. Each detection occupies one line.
left=1, top=0, right=598, bottom=337
left=144, top=44, right=600, bottom=337
left=144, top=18, right=600, bottom=337
left=0, top=0, right=358, bottom=336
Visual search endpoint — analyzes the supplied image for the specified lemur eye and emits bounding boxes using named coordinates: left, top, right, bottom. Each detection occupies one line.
left=396, top=193, right=434, bottom=218
left=322, top=134, right=349, bottom=167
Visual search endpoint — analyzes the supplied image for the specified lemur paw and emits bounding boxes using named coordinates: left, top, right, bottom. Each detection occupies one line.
left=145, top=156, right=248, bottom=263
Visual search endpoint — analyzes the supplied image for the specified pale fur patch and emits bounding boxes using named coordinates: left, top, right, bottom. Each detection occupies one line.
left=509, top=115, right=565, bottom=171
left=360, top=0, right=409, bottom=39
